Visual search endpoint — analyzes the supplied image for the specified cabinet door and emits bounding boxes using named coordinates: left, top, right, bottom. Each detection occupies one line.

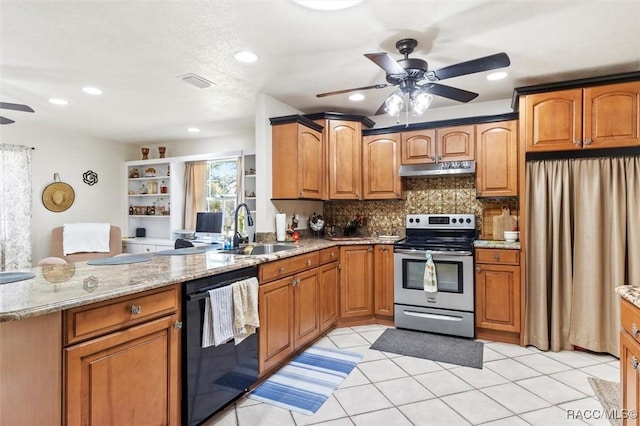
left=328, top=120, right=362, bottom=200
left=523, top=89, right=583, bottom=152
left=65, top=314, right=181, bottom=426
left=362, top=133, right=402, bottom=200
left=258, top=276, right=294, bottom=374
left=584, top=81, right=640, bottom=149
left=436, top=125, right=475, bottom=161
left=621, top=331, right=640, bottom=425
left=475, top=120, right=518, bottom=197
left=293, top=268, right=320, bottom=350
left=298, top=125, right=323, bottom=198
left=373, top=245, right=394, bottom=317
left=319, top=261, right=340, bottom=333
left=340, top=245, right=373, bottom=318
left=123, top=242, right=143, bottom=254
left=401, top=129, right=437, bottom=164
left=475, top=263, right=521, bottom=332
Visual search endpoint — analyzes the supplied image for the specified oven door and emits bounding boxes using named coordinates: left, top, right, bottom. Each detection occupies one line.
left=393, top=248, right=474, bottom=312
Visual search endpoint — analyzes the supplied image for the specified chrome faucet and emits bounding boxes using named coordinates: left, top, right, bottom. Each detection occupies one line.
left=233, top=203, right=254, bottom=249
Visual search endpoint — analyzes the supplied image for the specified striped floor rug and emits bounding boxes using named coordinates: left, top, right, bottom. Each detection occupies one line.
left=248, top=345, right=363, bottom=415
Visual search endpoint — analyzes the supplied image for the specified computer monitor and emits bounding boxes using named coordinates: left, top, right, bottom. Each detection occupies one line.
left=194, top=212, right=223, bottom=241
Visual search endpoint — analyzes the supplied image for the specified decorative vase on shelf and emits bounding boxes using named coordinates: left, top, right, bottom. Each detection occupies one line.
left=141, top=147, right=149, bottom=160
left=158, top=146, right=166, bottom=158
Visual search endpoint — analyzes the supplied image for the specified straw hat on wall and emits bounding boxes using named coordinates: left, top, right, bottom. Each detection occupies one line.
left=42, top=174, right=75, bottom=212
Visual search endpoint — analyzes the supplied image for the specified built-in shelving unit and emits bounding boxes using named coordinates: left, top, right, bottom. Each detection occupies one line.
left=243, top=151, right=257, bottom=242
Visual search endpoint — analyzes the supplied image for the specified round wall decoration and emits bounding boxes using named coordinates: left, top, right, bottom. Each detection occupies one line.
left=83, top=170, right=98, bottom=186
left=42, top=173, right=75, bottom=212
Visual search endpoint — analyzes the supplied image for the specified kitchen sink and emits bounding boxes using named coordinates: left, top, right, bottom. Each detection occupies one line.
left=218, top=243, right=298, bottom=256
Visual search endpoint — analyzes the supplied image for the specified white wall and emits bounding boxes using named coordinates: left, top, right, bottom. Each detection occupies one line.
left=1, top=122, right=137, bottom=264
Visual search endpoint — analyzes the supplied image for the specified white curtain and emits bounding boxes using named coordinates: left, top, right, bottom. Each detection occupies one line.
left=0, top=144, right=33, bottom=270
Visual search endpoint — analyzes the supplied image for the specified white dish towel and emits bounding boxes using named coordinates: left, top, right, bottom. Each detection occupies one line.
left=232, top=277, right=260, bottom=345
left=423, top=250, right=438, bottom=293
left=202, top=285, right=235, bottom=348
left=63, top=222, right=110, bottom=255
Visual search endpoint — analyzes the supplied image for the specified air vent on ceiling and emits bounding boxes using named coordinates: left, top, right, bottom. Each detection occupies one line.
left=178, top=73, right=215, bottom=89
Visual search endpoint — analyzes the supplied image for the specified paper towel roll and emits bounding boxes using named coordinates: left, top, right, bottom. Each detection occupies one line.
left=276, top=213, right=286, bottom=242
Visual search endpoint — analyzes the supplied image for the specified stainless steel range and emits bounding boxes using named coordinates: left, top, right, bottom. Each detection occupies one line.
left=394, top=214, right=476, bottom=338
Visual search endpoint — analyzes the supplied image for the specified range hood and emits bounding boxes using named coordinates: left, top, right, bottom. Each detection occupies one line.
left=398, top=161, right=476, bottom=178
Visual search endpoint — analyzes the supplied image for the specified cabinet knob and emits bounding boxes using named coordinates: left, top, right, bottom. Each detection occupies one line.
left=632, top=356, right=639, bottom=370
left=430, top=155, right=436, bottom=161
left=355, top=192, right=360, bottom=198
left=583, top=139, right=592, bottom=145
left=330, top=252, right=335, bottom=258
left=307, top=259, right=312, bottom=266
left=174, top=321, right=183, bottom=330
left=437, top=155, right=442, bottom=161
left=380, top=246, right=386, bottom=252
left=130, top=305, right=142, bottom=315
left=633, top=323, right=639, bottom=338
left=279, top=267, right=286, bottom=274
left=368, top=247, right=373, bottom=252
left=475, top=267, right=482, bottom=273
left=493, top=254, right=500, bottom=261
left=574, top=140, right=582, bottom=146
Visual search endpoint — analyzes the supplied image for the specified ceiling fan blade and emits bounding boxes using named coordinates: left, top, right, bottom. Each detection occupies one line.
left=424, top=83, right=479, bottom=103
left=364, top=53, right=407, bottom=76
left=0, top=116, right=16, bottom=125
left=0, top=102, right=35, bottom=113
left=430, top=52, right=510, bottom=81
left=316, top=84, right=390, bottom=98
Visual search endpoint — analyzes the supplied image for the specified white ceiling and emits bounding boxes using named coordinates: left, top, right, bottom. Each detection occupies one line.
left=1, top=0, right=639, bottom=144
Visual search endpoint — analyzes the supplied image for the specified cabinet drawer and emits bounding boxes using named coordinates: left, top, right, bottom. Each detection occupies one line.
left=259, top=252, right=320, bottom=283
left=476, top=248, right=520, bottom=265
left=64, top=285, right=180, bottom=345
left=622, top=298, right=640, bottom=345
left=319, top=247, right=340, bottom=264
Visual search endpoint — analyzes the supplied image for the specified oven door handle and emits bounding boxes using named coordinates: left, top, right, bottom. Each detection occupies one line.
left=394, top=248, right=472, bottom=256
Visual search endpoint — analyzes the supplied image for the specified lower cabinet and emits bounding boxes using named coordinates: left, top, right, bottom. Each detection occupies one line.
left=340, top=245, right=374, bottom=318
left=620, top=298, right=640, bottom=425
left=64, top=285, right=181, bottom=426
left=475, top=248, right=521, bottom=344
left=374, top=244, right=394, bottom=318
left=319, top=260, right=340, bottom=333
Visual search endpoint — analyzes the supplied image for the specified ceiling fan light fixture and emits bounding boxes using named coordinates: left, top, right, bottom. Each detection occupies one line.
left=410, top=90, right=433, bottom=115
left=348, top=93, right=365, bottom=102
left=384, top=90, right=404, bottom=116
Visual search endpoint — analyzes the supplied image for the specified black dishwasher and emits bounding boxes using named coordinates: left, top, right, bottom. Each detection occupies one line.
left=182, top=266, right=259, bottom=426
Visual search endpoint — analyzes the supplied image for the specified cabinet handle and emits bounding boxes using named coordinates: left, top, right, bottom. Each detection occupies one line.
left=279, top=267, right=286, bottom=274
left=475, top=266, right=482, bottom=273
left=307, top=259, right=312, bottom=266
left=430, top=155, right=436, bottom=161
left=493, top=254, right=500, bottom=261
left=380, top=246, right=386, bottom=252
left=437, top=155, right=442, bottom=161
left=584, top=139, right=592, bottom=145
left=330, top=252, right=335, bottom=258
left=368, top=247, right=373, bottom=252
left=574, top=140, right=582, bottom=146
left=174, top=321, right=183, bottom=330
left=299, top=191, right=303, bottom=196
left=355, top=192, right=360, bottom=198
left=130, top=305, right=142, bottom=315
left=633, top=323, right=640, bottom=338
left=632, top=356, right=639, bottom=370
left=291, top=278, right=300, bottom=287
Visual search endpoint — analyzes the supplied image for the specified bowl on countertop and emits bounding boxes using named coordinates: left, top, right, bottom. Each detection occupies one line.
left=504, top=231, right=520, bottom=242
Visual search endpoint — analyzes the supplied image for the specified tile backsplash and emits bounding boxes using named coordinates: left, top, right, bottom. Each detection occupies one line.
left=323, top=176, right=518, bottom=238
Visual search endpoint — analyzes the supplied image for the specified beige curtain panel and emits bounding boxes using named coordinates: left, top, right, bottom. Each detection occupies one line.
left=525, top=156, right=640, bottom=356
left=183, top=162, right=207, bottom=230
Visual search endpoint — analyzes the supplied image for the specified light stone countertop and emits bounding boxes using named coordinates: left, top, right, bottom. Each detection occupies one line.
left=616, top=286, right=640, bottom=308
left=0, top=237, right=397, bottom=322
left=474, top=240, right=521, bottom=250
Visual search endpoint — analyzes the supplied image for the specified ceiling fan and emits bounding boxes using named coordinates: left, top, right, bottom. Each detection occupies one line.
left=316, top=38, right=511, bottom=116
left=0, top=102, right=35, bottom=125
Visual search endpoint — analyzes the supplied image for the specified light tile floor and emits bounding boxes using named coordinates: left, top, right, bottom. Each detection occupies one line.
left=204, top=324, right=619, bottom=426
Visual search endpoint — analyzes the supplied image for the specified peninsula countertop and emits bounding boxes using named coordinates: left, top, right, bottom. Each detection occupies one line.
left=0, top=237, right=398, bottom=322
left=616, top=285, right=640, bottom=309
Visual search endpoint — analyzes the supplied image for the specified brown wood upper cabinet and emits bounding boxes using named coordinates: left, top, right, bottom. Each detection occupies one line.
left=522, top=81, right=640, bottom=152
left=362, top=133, right=402, bottom=199
left=400, top=125, right=475, bottom=164
left=475, top=120, right=518, bottom=197
left=327, top=120, right=363, bottom=200
left=272, top=119, right=324, bottom=199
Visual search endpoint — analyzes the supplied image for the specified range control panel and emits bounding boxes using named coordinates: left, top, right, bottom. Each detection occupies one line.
left=405, top=214, right=476, bottom=230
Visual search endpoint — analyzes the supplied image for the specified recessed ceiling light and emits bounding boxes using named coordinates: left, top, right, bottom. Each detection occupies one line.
left=292, top=0, right=363, bottom=11
left=49, top=98, right=68, bottom=105
left=82, top=87, right=103, bottom=95
left=234, top=51, right=258, bottom=63
left=487, top=71, right=508, bottom=81
left=187, top=127, right=200, bottom=133
left=349, top=93, right=365, bottom=102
